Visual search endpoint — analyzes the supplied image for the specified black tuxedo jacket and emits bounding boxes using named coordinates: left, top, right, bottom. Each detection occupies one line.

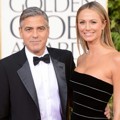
left=0, top=47, right=75, bottom=120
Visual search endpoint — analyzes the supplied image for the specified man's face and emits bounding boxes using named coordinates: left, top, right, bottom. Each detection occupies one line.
left=19, top=15, right=49, bottom=56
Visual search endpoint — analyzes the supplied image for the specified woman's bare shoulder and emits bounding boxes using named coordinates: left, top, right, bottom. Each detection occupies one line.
left=77, top=53, right=86, bottom=65
left=110, top=51, right=120, bottom=61
left=108, top=51, right=120, bottom=67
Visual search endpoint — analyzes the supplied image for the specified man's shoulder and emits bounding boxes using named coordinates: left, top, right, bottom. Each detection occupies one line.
left=47, top=47, right=72, bottom=54
left=0, top=48, right=25, bottom=64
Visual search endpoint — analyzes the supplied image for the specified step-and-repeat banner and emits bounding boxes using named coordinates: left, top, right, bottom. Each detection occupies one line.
left=0, top=0, right=107, bottom=62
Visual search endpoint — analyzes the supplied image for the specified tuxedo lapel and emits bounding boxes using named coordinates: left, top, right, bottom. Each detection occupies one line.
left=48, top=48, right=67, bottom=112
left=51, top=57, right=67, bottom=115
left=17, top=61, right=39, bottom=109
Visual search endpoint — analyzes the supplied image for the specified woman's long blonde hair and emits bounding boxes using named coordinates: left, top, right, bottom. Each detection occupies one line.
left=76, top=1, right=115, bottom=54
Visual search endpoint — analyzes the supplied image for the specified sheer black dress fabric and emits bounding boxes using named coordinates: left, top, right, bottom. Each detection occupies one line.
left=70, top=71, right=113, bottom=120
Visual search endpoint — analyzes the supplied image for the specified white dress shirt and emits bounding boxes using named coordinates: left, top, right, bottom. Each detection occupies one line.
left=25, top=47, right=62, bottom=120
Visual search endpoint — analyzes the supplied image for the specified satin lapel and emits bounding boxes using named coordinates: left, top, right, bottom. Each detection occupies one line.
left=17, top=61, right=39, bottom=109
left=51, top=58, right=67, bottom=114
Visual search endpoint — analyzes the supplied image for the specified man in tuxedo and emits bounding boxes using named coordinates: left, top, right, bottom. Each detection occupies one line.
left=0, top=7, right=75, bottom=120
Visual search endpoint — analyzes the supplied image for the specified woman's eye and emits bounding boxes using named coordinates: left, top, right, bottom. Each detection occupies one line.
left=79, top=21, right=85, bottom=24
left=91, top=21, right=97, bottom=24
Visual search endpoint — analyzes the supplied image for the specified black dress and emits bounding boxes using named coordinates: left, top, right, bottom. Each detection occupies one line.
left=70, top=71, right=113, bottom=120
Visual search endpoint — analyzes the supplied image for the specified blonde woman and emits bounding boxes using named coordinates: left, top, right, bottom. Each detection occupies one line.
left=70, top=1, right=120, bottom=120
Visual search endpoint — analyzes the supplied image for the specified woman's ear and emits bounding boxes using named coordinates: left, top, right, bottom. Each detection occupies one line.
left=102, top=20, right=107, bottom=30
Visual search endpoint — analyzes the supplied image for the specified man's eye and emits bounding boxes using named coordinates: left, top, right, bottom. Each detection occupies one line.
left=39, top=26, right=46, bottom=31
left=25, top=28, right=32, bottom=31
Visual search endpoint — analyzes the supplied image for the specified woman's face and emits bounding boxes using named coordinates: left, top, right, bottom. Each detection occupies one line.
left=77, top=8, right=106, bottom=43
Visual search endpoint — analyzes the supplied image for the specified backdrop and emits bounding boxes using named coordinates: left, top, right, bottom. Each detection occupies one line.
left=0, top=0, right=107, bottom=62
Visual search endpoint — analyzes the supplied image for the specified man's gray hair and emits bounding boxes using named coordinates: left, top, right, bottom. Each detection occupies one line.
left=19, top=7, right=49, bottom=26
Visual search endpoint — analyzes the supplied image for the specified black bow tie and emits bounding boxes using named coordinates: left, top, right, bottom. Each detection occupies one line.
left=33, top=54, right=50, bottom=65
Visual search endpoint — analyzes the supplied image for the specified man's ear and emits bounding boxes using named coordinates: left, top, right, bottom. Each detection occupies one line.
left=19, top=27, right=23, bottom=39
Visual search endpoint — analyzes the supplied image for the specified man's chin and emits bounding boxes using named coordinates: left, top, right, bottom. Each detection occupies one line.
left=32, top=49, right=44, bottom=56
